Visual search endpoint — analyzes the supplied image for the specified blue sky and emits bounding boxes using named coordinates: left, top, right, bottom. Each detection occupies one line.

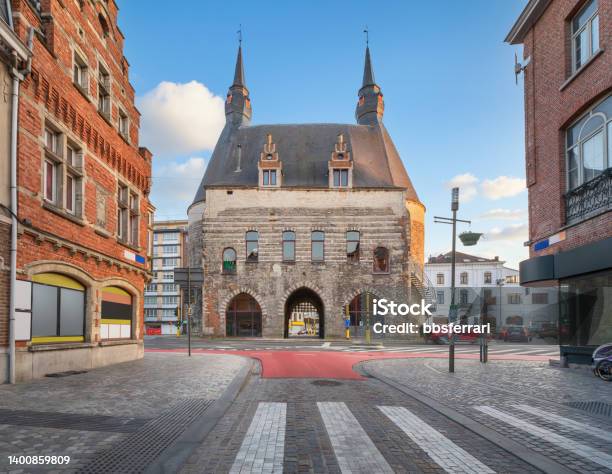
left=118, top=0, right=529, bottom=267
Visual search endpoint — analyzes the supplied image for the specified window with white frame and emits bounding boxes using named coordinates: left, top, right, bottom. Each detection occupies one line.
left=571, top=0, right=599, bottom=73
left=436, top=273, right=444, bottom=285
left=118, top=108, right=129, bottom=138
left=484, top=271, right=492, bottom=284
left=333, top=169, right=349, bottom=187
left=43, top=125, right=83, bottom=216
left=73, top=52, right=88, bottom=91
left=262, top=169, right=277, bottom=186
left=129, top=191, right=139, bottom=247
left=566, top=94, right=611, bottom=190
left=98, top=63, right=111, bottom=117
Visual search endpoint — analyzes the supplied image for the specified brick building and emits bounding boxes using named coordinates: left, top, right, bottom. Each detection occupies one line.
left=145, top=220, right=187, bottom=336
left=506, top=0, right=611, bottom=359
left=188, top=46, right=428, bottom=339
left=2, top=0, right=153, bottom=382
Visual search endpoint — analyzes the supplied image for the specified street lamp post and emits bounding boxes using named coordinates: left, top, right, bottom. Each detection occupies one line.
left=434, top=187, right=481, bottom=373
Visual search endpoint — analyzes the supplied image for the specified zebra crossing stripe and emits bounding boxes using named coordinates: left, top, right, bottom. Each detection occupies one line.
left=379, top=406, right=495, bottom=474
left=475, top=406, right=612, bottom=469
left=487, top=348, right=521, bottom=354
left=230, top=402, right=286, bottom=474
left=317, top=402, right=394, bottom=473
left=513, top=404, right=612, bottom=442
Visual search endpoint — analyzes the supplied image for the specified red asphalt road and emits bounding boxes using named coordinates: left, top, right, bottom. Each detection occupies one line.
left=146, top=349, right=555, bottom=380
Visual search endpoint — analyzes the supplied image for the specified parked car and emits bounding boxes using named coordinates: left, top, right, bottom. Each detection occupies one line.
left=504, top=326, right=531, bottom=343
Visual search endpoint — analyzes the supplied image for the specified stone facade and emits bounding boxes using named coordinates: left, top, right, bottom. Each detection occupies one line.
left=200, top=189, right=421, bottom=338
left=2, top=0, right=153, bottom=381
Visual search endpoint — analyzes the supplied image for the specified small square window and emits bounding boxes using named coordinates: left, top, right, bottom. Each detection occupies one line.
left=73, top=53, right=88, bottom=90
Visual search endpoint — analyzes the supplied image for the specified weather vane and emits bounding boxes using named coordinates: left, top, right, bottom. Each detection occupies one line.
left=237, top=24, right=242, bottom=46
left=363, top=26, right=369, bottom=46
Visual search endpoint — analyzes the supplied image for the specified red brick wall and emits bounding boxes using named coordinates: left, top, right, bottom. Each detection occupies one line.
left=9, top=0, right=152, bottom=337
left=521, top=0, right=612, bottom=257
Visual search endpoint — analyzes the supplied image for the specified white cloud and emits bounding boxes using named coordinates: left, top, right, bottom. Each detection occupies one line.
left=479, top=208, right=526, bottom=221
left=481, top=176, right=526, bottom=200
left=138, top=81, right=225, bottom=157
left=446, top=173, right=479, bottom=202
left=484, top=223, right=528, bottom=242
left=150, top=157, right=208, bottom=218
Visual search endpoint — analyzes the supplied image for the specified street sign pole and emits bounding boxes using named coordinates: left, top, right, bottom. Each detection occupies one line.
left=173, top=267, right=203, bottom=358
left=449, top=188, right=458, bottom=373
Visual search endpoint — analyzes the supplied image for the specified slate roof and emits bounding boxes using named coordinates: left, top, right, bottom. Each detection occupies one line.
left=191, top=121, right=420, bottom=205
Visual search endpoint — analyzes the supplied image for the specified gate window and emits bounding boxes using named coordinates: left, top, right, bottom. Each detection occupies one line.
left=246, top=231, right=259, bottom=262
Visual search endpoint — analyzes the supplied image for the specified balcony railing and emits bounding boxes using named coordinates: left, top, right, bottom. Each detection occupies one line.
left=565, top=169, right=612, bottom=225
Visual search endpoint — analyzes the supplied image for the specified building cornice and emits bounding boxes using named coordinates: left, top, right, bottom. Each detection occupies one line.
left=504, top=0, right=552, bottom=45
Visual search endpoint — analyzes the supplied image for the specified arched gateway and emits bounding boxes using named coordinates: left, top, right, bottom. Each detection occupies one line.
left=226, top=293, right=262, bottom=337
left=285, top=288, right=324, bottom=338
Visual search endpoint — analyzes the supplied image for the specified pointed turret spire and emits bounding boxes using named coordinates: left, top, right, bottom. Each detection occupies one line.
left=225, top=42, right=252, bottom=127
left=355, top=45, right=384, bottom=125
left=233, top=45, right=245, bottom=87
left=362, top=46, right=375, bottom=88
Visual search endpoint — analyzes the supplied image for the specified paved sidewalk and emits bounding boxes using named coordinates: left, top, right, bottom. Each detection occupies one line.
left=363, top=358, right=612, bottom=473
left=0, top=353, right=248, bottom=473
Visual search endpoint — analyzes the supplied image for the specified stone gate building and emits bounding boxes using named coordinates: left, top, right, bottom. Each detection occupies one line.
left=188, top=45, right=426, bottom=338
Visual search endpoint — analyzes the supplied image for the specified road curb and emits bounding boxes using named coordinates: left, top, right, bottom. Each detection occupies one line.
left=144, top=357, right=255, bottom=474
left=360, top=363, right=577, bottom=474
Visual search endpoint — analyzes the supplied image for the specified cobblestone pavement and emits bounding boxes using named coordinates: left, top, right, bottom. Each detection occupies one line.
left=0, top=353, right=247, bottom=473
left=363, top=358, right=612, bottom=473
left=180, top=369, right=546, bottom=474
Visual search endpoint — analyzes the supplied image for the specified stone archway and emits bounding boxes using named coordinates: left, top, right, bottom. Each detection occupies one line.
left=226, top=293, right=262, bottom=337
left=284, top=287, right=324, bottom=339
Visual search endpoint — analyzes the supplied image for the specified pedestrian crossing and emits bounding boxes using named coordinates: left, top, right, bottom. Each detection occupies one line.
left=226, top=401, right=610, bottom=473
left=196, top=344, right=560, bottom=358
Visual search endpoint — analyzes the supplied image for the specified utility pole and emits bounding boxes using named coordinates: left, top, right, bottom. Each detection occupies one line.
left=434, top=188, right=479, bottom=373
left=187, top=266, right=191, bottom=357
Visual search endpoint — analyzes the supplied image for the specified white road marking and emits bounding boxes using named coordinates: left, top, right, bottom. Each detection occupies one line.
left=318, top=402, right=393, bottom=473
left=475, top=406, right=612, bottom=469
left=487, top=348, right=521, bottom=354
left=230, top=402, right=286, bottom=474
left=379, top=406, right=495, bottom=474
left=513, top=404, right=612, bottom=442
left=321, top=342, right=331, bottom=348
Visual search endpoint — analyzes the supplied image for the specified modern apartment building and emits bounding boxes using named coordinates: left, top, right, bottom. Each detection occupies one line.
left=145, top=221, right=187, bottom=335
left=506, top=0, right=611, bottom=360
left=4, top=0, right=153, bottom=381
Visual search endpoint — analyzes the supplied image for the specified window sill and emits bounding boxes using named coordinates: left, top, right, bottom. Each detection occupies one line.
left=117, top=238, right=141, bottom=253
left=98, top=109, right=113, bottom=127
left=42, top=201, right=86, bottom=226
left=119, top=130, right=130, bottom=145
left=560, top=48, right=604, bottom=91
left=373, top=272, right=390, bottom=276
left=94, top=226, right=112, bottom=238
left=29, top=341, right=95, bottom=352
left=73, top=82, right=91, bottom=102
left=44, top=148, right=63, bottom=163
left=99, top=339, right=140, bottom=347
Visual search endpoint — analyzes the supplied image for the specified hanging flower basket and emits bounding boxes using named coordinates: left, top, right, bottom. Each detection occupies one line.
left=459, top=231, right=483, bottom=246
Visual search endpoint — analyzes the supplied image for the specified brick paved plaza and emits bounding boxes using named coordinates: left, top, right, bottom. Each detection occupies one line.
left=2, top=342, right=609, bottom=473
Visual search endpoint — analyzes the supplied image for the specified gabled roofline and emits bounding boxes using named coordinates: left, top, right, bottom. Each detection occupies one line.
left=504, top=0, right=552, bottom=45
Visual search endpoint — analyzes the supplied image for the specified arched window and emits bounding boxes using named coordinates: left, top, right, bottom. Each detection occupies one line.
left=226, top=293, right=262, bottom=337
left=101, top=286, right=133, bottom=340
left=222, top=248, right=237, bottom=274
left=346, top=231, right=360, bottom=262
left=373, top=247, right=389, bottom=273
left=460, top=272, right=468, bottom=285
left=282, top=231, right=295, bottom=262
left=31, top=273, right=86, bottom=343
left=311, top=231, right=324, bottom=262
left=566, top=94, right=611, bottom=190
left=484, top=271, right=492, bottom=284
left=246, top=231, right=258, bottom=262
left=436, top=273, right=444, bottom=285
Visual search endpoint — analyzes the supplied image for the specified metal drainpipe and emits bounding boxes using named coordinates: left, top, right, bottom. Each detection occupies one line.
left=8, top=29, right=33, bottom=384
